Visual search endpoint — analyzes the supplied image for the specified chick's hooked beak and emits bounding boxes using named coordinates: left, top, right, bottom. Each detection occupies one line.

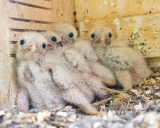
left=58, top=33, right=69, bottom=44
left=47, top=43, right=54, bottom=50
left=30, top=42, right=42, bottom=53
left=97, top=34, right=111, bottom=45
left=57, top=42, right=63, bottom=47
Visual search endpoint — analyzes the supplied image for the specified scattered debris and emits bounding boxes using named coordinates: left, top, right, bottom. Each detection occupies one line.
left=0, top=74, right=160, bottom=128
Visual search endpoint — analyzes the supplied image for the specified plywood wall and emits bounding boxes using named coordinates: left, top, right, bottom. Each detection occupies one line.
left=75, top=0, right=160, bottom=67
left=0, top=0, right=75, bottom=109
left=51, top=0, right=75, bottom=26
left=75, top=0, right=160, bottom=23
left=0, top=0, right=17, bottom=109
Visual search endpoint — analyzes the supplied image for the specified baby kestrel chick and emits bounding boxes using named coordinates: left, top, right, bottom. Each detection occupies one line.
left=16, top=32, right=64, bottom=111
left=90, top=27, right=152, bottom=90
left=41, top=31, right=103, bottom=115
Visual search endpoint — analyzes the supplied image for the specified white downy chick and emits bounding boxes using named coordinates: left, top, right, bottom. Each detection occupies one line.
left=45, top=28, right=94, bottom=100
left=16, top=32, right=46, bottom=111
left=42, top=31, right=103, bottom=115
left=90, top=27, right=152, bottom=90
left=16, top=32, right=64, bottom=111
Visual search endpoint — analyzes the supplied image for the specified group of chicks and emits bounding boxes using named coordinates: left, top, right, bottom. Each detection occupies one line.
left=16, top=24, right=152, bottom=115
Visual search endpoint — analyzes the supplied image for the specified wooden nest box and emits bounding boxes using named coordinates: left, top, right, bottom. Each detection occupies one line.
left=0, top=0, right=160, bottom=109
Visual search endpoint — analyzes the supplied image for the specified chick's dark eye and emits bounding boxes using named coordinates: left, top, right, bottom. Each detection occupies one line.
left=20, top=39, right=25, bottom=45
left=108, top=33, right=112, bottom=38
left=91, top=33, right=95, bottom=39
left=68, top=32, right=74, bottom=38
left=51, top=36, right=57, bottom=42
left=42, top=43, right=46, bottom=49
